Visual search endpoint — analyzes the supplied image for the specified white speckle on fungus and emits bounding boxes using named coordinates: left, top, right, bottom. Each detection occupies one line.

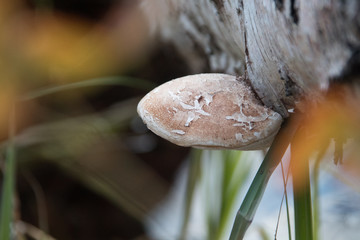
left=235, top=133, right=245, bottom=142
left=254, top=132, right=261, bottom=138
left=172, top=130, right=185, bottom=135
left=185, top=111, right=197, bottom=127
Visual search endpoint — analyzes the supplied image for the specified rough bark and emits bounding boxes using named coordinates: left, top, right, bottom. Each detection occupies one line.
left=140, top=0, right=360, bottom=118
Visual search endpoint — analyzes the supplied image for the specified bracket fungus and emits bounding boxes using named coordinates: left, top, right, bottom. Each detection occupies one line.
left=137, top=74, right=283, bottom=150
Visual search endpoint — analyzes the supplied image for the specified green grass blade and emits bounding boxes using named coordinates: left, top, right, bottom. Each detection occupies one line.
left=229, top=115, right=302, bottom=240
left=0, top=106, right=16, bottom=240
left=228, top=159, right=270, bottom=240
left=279, top=160, right=292, bottom=240
left=257, top=226, right=270, bottom=240
left=291, top=127, right=314, bottom=240
left=179, top=149, right=202, bottom=239
left=312, top=166, right=320, bottom=240
left=292, top=156, right=313, bottom=240
left=20, top=76, right=156, bottom=101
left=312, top=154, right=323, bottom=240
left=216, top=150, right=251, bottom=240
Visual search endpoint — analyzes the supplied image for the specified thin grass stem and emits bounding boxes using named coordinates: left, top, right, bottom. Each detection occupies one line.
left=216, top=151, right=250, bottom=240
left=20, top=76, right=155, bottom=101
left=179, top=149, right=202, bottom=240
left=280, top=160, right=292, bottom=240
left=291, top=129, right=313, bottom=240
left=22, top=171, right=49, bottom=233
left=312, top=156, right=322, bottom=240
left=274, top=190, right=285, bottom=239
left=229, top=114, right=302, bottom=240
left=0, top=105, right=16, bottom=240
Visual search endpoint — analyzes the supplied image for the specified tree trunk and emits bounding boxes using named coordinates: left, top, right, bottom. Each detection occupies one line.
left=140, top=0, right=360, bottom=117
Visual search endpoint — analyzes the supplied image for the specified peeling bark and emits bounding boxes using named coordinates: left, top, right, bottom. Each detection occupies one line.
left=140, top=0, right=360, bottom=117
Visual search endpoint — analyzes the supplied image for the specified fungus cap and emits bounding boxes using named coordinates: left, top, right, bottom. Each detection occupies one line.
left=137, top=73, right=283, bottom=150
